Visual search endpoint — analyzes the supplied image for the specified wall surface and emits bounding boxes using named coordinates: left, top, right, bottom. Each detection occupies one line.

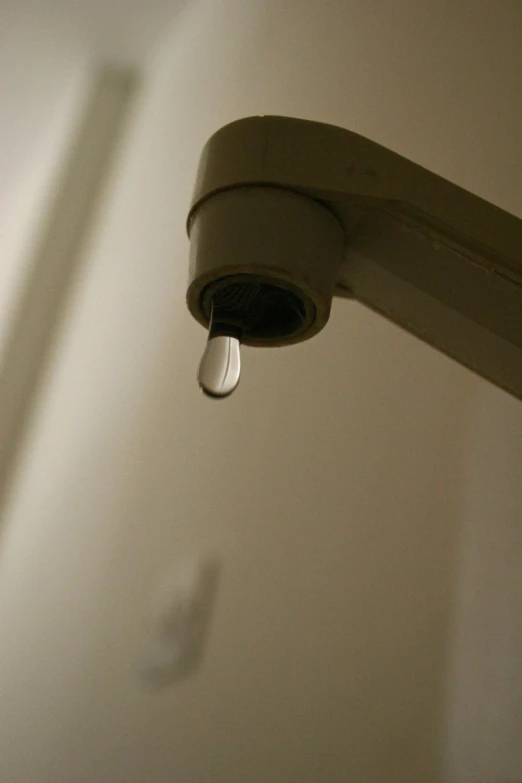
left=0, top=0, right=181, bottom=355
left=0, top=2, right=521, bottom=782
left=446, top=386, right=522, bottom=783
left=0, top=16, right=88, bottom=356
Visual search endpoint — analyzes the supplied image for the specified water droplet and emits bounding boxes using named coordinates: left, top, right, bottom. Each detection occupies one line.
left=198, top=335, right=241, bottom=398
left=198, top=297, right=244, bottom=398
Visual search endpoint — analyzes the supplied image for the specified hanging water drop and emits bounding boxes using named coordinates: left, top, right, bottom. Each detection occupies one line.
left=198, top=335, right=241, bottom=398
left=198, top=302, right=241, bottom=398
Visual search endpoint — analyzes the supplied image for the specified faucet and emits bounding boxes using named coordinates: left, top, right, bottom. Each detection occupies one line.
left=186, top=116, right=522, bottom=400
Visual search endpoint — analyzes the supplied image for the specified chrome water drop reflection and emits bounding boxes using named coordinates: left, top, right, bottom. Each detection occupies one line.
left=198, top=334, right=241, bottom=398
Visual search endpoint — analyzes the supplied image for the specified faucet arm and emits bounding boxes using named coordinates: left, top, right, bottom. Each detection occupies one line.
left=187, top=116, right=522, bottom=400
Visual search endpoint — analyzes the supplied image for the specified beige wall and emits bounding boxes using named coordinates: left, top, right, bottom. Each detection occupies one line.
left=0, top=1, right=520, bottom=781
left=446, top=386, right=522, bottom=783
left=0, top=22, right=88, bottom=356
